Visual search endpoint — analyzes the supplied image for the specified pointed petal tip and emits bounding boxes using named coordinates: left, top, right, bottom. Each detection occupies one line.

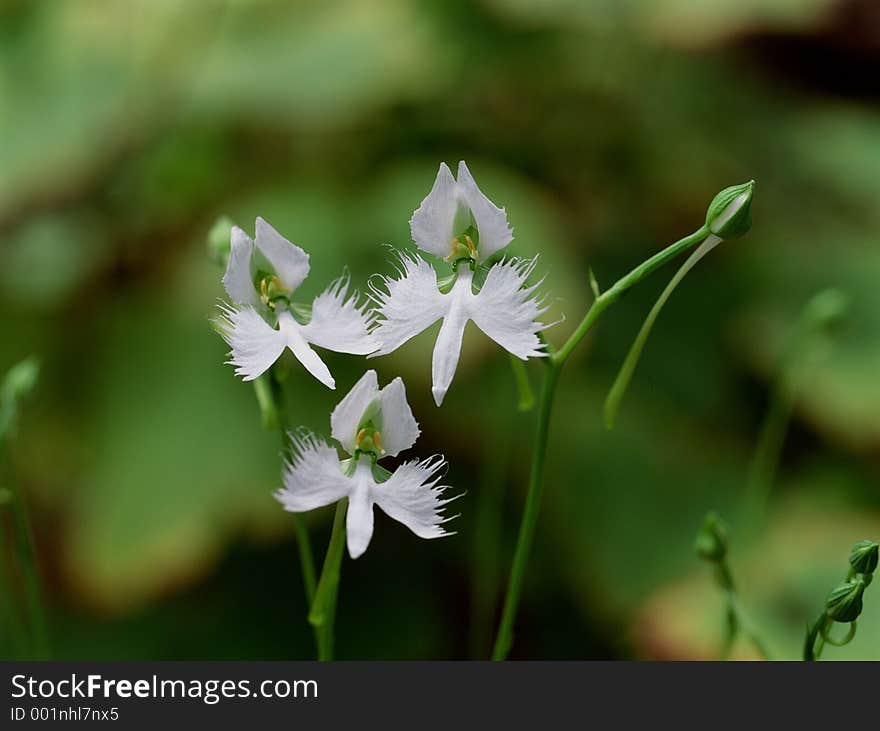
left=432, top=386, right=446, bottom=406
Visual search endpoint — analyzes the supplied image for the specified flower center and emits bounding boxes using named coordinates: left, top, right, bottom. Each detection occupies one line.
left=444, top=225, right=479, bottom=269
left=259, top=274, right=291, bottom=310
left=354, top=424, right=385, bottom=461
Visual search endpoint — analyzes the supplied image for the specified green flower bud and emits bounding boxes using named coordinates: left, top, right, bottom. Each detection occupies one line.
left=207, top=215, right=234, bottom=268
left=705, top=180, right=754, bottom=239
left=694, top=511, right=728, bottom=562
left=849, top=540, right=879, bottom=576
left=1, top=357, right=40, bottom=404
left=803, top=288, right=849, bottom=332
left=825, top=578, right=866, bottom=623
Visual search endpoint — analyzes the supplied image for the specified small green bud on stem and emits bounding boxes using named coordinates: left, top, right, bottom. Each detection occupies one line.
left=825, top=578, right=866, bottom=623
left=705, top=180, right=754, bottom=239
left=695, top=512, right=729, bottom=563
left=849, top=540, right=879, bottom=575
left=694, top=511, right=770, bottom=659
left=803, top=288, right=849, bottom=333
left=0, top=357, right=41, bottom=443
left=804, top=538, right=877, bottom=660
left=207, top=216, right=234, bottom=268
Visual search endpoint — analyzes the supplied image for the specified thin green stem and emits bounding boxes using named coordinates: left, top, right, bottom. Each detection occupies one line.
left=268, top=369, right=318, bottom=650
left=743, top=378, right=795, bottom=529
left=293, top=517, right=317, bottom=605
left=553, top=226, right=710, bottom=366
left=744, top=289, right=848, bottom=531
left=6, top=462, right=49, bottom=659
left=0, top=511, right=28, bottom=659
left=603, top=235, right=721, bottom=428
left=508, top=355, right=535, bottom=412
left=492, top=363, right=560, bottom=660
left=714, top=560, right=770, bottom=660
left=469, top=421, right=510, bottom=658
left=804, top=613, right=828, bottom=661
left=492, top=225, right=711, bottom=660
left=309, top=500, right=347, bottom=661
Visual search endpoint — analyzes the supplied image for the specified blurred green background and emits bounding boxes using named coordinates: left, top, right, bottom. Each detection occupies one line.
left=2, top=0, right=879, bottom=660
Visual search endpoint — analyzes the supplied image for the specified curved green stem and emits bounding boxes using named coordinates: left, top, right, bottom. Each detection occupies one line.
left=508, top=355, right=535, bottom=412
left=309, top=500, right=347, bottom=661
left=268, top=369, right=318, bottom=652
left=603, top=235, right=721, bottom=428
left=0, top=519, right=28, bottom=658
left=745, top=289, right=848, bottom=531
left=292, top=517, right=317, bottom=605
left=492, top=225, right=711, bottom=661
left=4, top=447, right=49, bottom=660
left=553, top=226, right=709, bottom=366
left=714, top=561, right=770, bottom=660
left=492, top=363, right=560, bottom=660
left=11, top=495, right=48, bottom=659
left=804, top=613, right=828, bottom=661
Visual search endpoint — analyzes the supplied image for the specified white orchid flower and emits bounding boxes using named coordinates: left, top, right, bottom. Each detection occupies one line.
left=275, top=370, right=457, bottom=559
left=216, top=217, right=377, bottom=388
left=370, top=161, right=552, bottom=405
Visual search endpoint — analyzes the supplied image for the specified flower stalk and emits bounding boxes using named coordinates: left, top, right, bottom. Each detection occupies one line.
left=1, top=357, right=49, bottom=660
left=268, top=370, right=318, bottom=607
left=695, top=512, right=770, bottom=659
left=309, top=500, right=348, bottom=661
left=492, top=183, right=753, bottom=660
left=804, top=540, right=877, bottom=661
left=744, top=288, right=849, bottom=529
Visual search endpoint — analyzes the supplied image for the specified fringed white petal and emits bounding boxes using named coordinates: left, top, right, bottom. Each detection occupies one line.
left=430, top=268, right=472, bottom=406
left=454, top=161, right=513, bottom=260
left=254, top=217, right=310, bottom=293
left=222, top=227, right=259, bottom=307
left=330, top=370, right=380, bottom=454
left=301, top=274, right=378, bottom=356
left=470, top=257, right=551, bottom=360
left=409, top=162, right=459, bottom=258
left=346, top=462, right=376, bottom=559
left=369, top=252, right=448, bottom=357
left=377, top=377, right=420, bottom=457
left=277, top=310, right=336, bottom=389
left=216, top=303, right=287, bottom=382
left=275, top=432, right=349, bottom=513
left=372, top=456, right=457, bottom=541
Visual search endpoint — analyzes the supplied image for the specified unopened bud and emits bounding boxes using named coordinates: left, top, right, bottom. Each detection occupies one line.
left=849, top=540, right=879, bottom=576
left=705, top=181, right=754, bottom=239
left=207, top=216, right=234, bottom=268
left=803, top=289, right=849, bottom=333
left=1, top=357, right=40, bottom=403
left=695, top=511, right=728, bottom=562
left=825, top=578, right=866, bottom=623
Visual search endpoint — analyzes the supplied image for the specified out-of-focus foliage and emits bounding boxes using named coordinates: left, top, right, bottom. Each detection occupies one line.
left=1, top=0, right=878, bottom=659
